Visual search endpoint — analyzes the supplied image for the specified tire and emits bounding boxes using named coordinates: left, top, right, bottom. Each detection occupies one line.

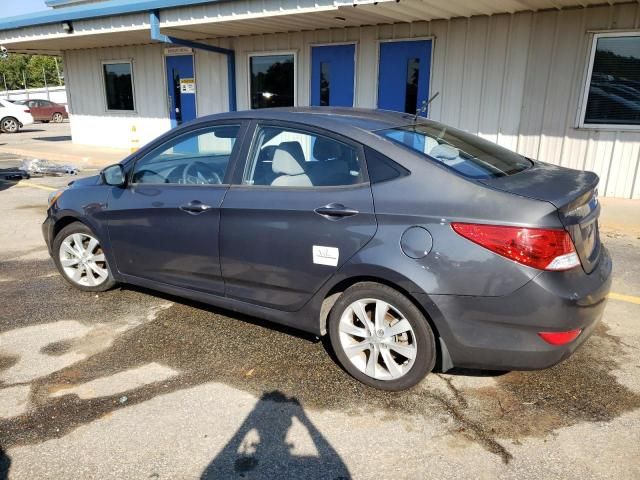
left=328, top=282, right=436, bottom=391
left=52, top=112, right=64, bottom=123
left=52, top=222, right=116, bottom=292
left=0, top=117, right=19, bottom=133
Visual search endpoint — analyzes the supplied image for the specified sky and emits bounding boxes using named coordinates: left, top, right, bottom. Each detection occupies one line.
left=0, top=0, right=49, bottom=18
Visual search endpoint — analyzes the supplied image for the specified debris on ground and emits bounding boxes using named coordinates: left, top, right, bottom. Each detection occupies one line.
left=0, top=168, right=30, bottom=180
left=21, top=159, right=79, bottom=176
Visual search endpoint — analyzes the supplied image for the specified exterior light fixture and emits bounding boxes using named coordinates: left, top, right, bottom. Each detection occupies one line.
left=62, top=21, right=74, bottom=33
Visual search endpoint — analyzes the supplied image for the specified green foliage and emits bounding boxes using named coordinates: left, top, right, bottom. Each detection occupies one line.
left=0, top=54, right=64, bottom=90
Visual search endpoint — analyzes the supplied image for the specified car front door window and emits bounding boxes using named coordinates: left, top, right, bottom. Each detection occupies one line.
left=132, top=125, right=240, bottom=185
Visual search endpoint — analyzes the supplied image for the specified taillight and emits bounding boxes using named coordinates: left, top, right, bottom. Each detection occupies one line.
left=451, top=223, right=580, bottom=271
left=24, top=109, right=30, bottom=113
left=538, top=329, right=582, bottom=345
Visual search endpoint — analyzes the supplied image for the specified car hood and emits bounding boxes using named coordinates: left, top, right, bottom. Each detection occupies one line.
left=68, top=174, right=101, bottom=188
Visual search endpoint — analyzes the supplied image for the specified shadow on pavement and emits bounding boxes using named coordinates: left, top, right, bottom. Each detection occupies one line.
left=201, top=391, right=350, bottom=480
left=0, top=446, right=10, bottom=480
left=34, top=136, right=72, bottom=142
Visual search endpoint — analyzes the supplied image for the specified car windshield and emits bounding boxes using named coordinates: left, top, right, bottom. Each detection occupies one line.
left=376, top=121, right=532, bottom=178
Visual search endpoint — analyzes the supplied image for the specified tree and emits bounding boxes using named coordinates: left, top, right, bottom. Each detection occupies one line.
left=0, top=54, right=64, bottom=90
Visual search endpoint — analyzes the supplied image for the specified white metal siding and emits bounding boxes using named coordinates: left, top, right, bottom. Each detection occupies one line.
left=64, top=2, right=640, bottom=198
left=64, top=44, right=171, bottom=149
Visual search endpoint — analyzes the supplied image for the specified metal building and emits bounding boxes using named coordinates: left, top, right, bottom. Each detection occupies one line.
left=1, top=0, right=639, bottom=198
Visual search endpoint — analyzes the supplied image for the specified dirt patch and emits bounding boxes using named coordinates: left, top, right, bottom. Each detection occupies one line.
left=0, top=355, right=18, bottom=373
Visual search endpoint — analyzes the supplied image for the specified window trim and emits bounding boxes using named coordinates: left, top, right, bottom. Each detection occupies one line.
left=308, top=41, right=358, bottom=108
left=128, top=123, right=242, bottom=187
left=577, top=31, right=640, bottom=131
left=247, top=50, right=298, bottom=110
left=238, top=120, right=369, bottom=190
left=101, top=59, right=137, bottom=114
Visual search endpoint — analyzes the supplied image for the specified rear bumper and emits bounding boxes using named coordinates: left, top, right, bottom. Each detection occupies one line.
left=421, top=247, right=613, bottom=371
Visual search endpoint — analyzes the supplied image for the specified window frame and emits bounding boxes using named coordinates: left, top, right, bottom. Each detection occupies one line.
left=101, top=59, right=137, bottom=114
left=234, top=120, right=370, bottom=190
left=247, top=51, right=298, bottom=110
left=128, top=123, right=243, bottom=187
left=578, top=31, right=640, bottom=131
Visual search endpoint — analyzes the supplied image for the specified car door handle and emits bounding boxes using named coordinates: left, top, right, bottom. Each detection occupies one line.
left=179, top=201, right=213, bottom=215
left=314, top=203, right=359, bottom=220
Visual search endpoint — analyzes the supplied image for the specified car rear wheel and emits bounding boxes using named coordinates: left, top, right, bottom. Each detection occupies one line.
left=53, top=222, right=116, bottom=292
left=329, top=282, right=436, bottom=391
left=1, top=117, right=19, bottom=133
left=52, top=112, right=64, bottom=123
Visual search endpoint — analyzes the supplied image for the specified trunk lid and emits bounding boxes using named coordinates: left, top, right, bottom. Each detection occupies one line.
left=480, top=161, right=602, bottom=273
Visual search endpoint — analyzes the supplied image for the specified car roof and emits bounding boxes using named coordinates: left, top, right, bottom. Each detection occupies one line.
left=192, top=107, right=420, bottom=135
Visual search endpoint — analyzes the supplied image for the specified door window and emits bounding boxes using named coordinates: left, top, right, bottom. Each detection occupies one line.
left=244, top=126, right=364, bottom=187
left=132, top=125, right=240, bottom=185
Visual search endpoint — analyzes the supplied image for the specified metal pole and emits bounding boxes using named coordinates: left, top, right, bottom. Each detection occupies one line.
left=54, top=57, right=62, bottom=86
left=3, top=74, right=8, bottom=101
left=23, top=70, right=29, bottom=99
left=43, top=66, right=50, bottom=100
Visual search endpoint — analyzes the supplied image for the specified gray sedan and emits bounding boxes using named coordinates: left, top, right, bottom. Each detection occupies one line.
left=42, top=108, right=611, bottom=391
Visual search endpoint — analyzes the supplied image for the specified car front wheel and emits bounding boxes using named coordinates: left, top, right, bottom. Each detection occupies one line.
left=52, top=112, right=64, bottom=123
left=1, top=117, right=19, bottom=133
left=329, top=282, right=436, bottom=391
left=53, top=222, right=116, bottom=292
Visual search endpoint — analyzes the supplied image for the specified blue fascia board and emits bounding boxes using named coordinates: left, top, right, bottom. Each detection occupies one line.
left=0, top=0, right=226, bottom=31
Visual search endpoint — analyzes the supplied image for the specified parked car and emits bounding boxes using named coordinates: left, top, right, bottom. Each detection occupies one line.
left=42, top=108, right=612, bottom=391
left=13, top=99, right=68, bottom=123
left=0, top=98, right=34, bottom=133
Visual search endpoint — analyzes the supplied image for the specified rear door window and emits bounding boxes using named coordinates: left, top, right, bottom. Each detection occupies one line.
left=243, top=126, right=365, bottom=187
left=376, top=122, right=532, bottom=178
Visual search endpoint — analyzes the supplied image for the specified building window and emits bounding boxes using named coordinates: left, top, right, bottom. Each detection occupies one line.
left=249, top=53, right=295, bottom=109
left=103, top=61, right=135, bottom=111
left=582, top=33, right=640, bottom=128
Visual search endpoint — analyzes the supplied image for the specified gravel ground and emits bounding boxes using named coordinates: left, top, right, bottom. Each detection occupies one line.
left=0, top=161, right=639, bottom=479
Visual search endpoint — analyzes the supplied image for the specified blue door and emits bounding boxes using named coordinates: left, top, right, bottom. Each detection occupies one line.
left=166, top=54, right=197, bottom=127
left=377, top=40, right=432, bottom=116
left=311, top=44, right=355, bottom=107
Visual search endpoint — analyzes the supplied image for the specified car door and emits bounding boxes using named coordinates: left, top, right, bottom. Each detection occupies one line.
left=105, top=122, right=248, bottom=294
left=39, top=100, right=55, bottom=120
left=220, top=122, right=377, bottom=311
left=29, top=100, right=45, bottom=121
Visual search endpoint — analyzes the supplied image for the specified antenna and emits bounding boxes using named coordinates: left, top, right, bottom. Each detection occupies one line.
left=414, top=91, right=440, bottom=122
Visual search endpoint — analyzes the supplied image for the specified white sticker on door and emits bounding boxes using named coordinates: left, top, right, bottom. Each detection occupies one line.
left=313, top=246, right=339, bottom=267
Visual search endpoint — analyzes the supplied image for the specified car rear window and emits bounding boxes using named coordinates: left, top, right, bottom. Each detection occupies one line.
left=376, top=122, right=532, bottom=178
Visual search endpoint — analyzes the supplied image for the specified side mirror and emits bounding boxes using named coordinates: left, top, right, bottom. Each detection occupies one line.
left=101, top=164, right=126, bottom=187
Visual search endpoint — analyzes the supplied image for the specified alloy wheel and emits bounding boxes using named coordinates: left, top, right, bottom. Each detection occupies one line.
left=1, top=118, right=18, bottom=133
left=53, top=112, right=63, bottom=123
left=338, top=298, right=417, bottom=381
left=59, top=233, right=109, bottom=287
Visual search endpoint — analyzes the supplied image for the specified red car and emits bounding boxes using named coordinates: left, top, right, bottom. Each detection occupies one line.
left=14, top=99, right=68, bottom=123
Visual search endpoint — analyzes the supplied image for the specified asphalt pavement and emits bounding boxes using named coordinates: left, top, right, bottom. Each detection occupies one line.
left=0, top=155, right=639, bottom=479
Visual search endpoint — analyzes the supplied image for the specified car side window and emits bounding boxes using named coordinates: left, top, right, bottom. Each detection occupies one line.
left=132, top=125, right=239, bottom=185
left=243, top=126, right=364, bottom=187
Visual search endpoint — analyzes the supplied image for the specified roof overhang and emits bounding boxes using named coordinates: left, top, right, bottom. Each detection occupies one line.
left=0, top=0, right=635, bottom=54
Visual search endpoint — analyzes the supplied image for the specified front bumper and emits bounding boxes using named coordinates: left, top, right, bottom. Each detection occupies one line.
left=42, top=216, right=55, bottom=255
left=422, top=247, right=613, bottom=371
